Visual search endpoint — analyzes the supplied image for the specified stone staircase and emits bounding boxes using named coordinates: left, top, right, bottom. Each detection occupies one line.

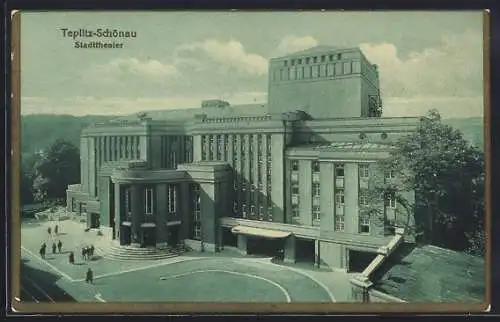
left=95, top=242, right=183, bottom=261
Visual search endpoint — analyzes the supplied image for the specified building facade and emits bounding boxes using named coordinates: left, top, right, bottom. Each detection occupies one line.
left=66, top=46, right=419, bottom=270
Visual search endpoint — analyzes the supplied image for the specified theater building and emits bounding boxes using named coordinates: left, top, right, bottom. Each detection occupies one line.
left=66, top=45, right=419, bottom=270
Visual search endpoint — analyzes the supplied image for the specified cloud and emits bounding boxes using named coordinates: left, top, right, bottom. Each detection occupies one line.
left=175, top=39, right=268, bottom=76
left=360, top=30, right=483, bottom=99
left=85, top=57, right=181, bottom=85
left=276, top=35, right=319, bottom=55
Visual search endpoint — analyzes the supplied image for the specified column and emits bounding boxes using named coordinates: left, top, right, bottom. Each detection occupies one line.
left=270, top=134, right=285, bottom=222
left=130, top=184, right=144, bottom=246
left=237, top=234, right=247, bottom=255
left=299, top=159, right=312, bottom=225
left=284, top=235, right=296, bottom=264
left=320, top=162, right=335, bottom=231
left=178, top=182, right=191, bottom=240
left=315, top=239, right=320, bottom=268
left=114, top=183, right=122, bottom=242
left=253, top=134, right=259, bottom=217
left=139, top=135, right=149, bottom=162
left=110, top=136, right=116, bottom=161
left=200, top=182, right=217, bottom=251
left=345, top=163, right=359, bottom=234
left=193, top=135, right=202, bottom=162
left=155, top=183, right=168, bottom=246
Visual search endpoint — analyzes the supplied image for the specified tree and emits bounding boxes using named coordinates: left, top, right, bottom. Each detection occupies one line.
left=362, top=109, right=485, bottom=255
left=32, top=139, right=80, bottom=204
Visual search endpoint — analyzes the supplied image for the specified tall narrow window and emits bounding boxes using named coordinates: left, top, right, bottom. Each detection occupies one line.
left=291, top=204, right=300, bottom=218
left=335, top=164, right=345, bottom=177
left=312, top=205, right=321, bottom=222
left=125, top=187, right=132, bottom=218
left=168, top=185, right=177, bottom=214
left=312, top=161, right=320, bottom=173
left=145, top=187, right=154, bottom=215
left=291, top=160, right=299, bottom=171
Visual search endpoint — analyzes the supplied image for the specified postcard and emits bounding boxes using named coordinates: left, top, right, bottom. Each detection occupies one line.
left=11, top=10, right=489, bottom=313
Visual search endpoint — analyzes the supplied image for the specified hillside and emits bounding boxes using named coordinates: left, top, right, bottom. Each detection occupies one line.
left=20, top=114, right=485, bottom=160
left=21, top=114, right=114, bottom=159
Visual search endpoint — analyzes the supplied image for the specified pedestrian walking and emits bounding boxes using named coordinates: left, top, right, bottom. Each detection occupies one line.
left=39, top=247, right=44, bottom=258
left=69, top=251, right=74, bottom=264
left=52, top=242, right=57, bottom=254
left=47, top=227, right=52, bottom=236
left=54, top=225, right=59, bottom=235
left=90, top=245, right=95, bottom=259
left=57, top=240, right=62, bottom=253
left=81, top=247, right=87, bottom=260
left=85, top=268, right=93, bottom=284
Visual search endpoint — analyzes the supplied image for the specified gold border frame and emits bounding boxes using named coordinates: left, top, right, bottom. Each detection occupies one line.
left=9, top=10, right=492, bottom=314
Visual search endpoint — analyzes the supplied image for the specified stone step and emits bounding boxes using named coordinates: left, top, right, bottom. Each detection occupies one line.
left=104, top=252, right=180, bottom=261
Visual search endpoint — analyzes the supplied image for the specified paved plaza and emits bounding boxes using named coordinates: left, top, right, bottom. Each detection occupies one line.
left=20, top=217, right=354, bottom=303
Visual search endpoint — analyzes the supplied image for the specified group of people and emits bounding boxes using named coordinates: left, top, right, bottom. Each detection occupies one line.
left=81, top=245, right=95, bottom=261
left=38, top=240, right=63, bottom=258
left=37, top=223, right=95, bottom=285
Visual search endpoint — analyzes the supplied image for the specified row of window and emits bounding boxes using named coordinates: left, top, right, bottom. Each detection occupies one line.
left=283, top=53, right=343, bottom=67
left=95, top=135, right=141, bottom=166
left=272, top=61, right=361, bottom=82
left=160, top=136, right=193, bottom=169
left=290, top=160, right=396, bottom=180
left=122, top=185, right=178, bottom=218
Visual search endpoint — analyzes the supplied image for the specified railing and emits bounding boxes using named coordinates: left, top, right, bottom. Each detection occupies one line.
left=200, top=115, right=273, bottom=123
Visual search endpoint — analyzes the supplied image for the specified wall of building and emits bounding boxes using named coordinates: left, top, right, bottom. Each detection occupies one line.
left=268, top=48, right=381, bottom=119
left=319, top=241, right=347, bottom=269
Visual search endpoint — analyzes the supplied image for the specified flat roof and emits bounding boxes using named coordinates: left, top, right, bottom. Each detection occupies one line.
left=289, top=142, right=396, bottom=153
left=231, top=226, right=292, bottom=239
left=372, top=244, right=485, bottom=302
left=111, top=103, right=268, bottom=122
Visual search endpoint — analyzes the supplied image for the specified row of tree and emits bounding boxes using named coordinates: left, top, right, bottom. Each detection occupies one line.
left=19, top=110, right=485, bottom=256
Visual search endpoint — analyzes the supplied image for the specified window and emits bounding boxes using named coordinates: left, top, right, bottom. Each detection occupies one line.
left=321, top=55, right=326, bottom=62
left=193, top=223, right=201, bottom=240
left=291, top=59, right=296, bottom=65
left=306, top=57, right=310, bottom=64
left=284, top=60, right=288, bottom=67
left=320, top=64, right=326, bottom=77
left=313, top=57, right=317, bottom=63
left=291, top=160, right=299, bottom=171
left=352, top=61, right=361, bottom=73
left=312, top=161, right=320, bottom=173
left=336, top=53, right=342, bottom=60
left=312, top=183, right=320, bottom=196
left=329, top=54, right=334, bottom=61
left=335, top=190, right=345, bottom=206
left=145, top=187, right=154, bottom=215
left=291, top=204, right=300, bottom=218
left=124, top=187, right=132, bottom=216
left=359, top=164, right=369, bottom=178
left=326, top=63, right=335, bottom=77
left=385, top=170, right=396, bottom=179
left=291, top=183, right=300, bottom=195
left=359, top=191, right=369, bottom=206
left=312, top=205, right=321, bottom=221
left=168, top=185, right=177, bottom=213
left=312, top=65, right=319, bottom=78
left=343, top=61, right=351, bottom=74
left=335, top=164, right=345, bottom=177
left=385, top=192, right=397, bottom=208
left=359, top=216, right=370, bottom=234
left=335, top=215, right=345, bottom=231
left=242, top=204, right=247, bottom=217
left=297, top=67, right=303, bottom=80
left=209, top=135, right=214, bottom=160
left=297, top=58, right=302, bottom=64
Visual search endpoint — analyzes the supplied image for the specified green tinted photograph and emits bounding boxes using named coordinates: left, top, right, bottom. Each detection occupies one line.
left=18, top=11, right=486, bottom=306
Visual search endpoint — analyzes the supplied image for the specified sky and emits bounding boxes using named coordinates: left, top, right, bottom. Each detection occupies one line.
left=20, top=11, right=485, bottom=118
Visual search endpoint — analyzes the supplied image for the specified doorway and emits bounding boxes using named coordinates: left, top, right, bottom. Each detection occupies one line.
left=90, top=213, right=100, bottom=229
left=295, top=238, right=315, bottom=264
left=120, top=225, right=132, bottom=245
left=141, top=227, right=156, bottom=247
left=168, top=225, right=180, bottom=247
left=247, top=237, right=284, bottom=259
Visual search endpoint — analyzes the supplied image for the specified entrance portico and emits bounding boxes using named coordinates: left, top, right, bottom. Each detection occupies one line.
left=109, top=160, right=232, bottom=250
